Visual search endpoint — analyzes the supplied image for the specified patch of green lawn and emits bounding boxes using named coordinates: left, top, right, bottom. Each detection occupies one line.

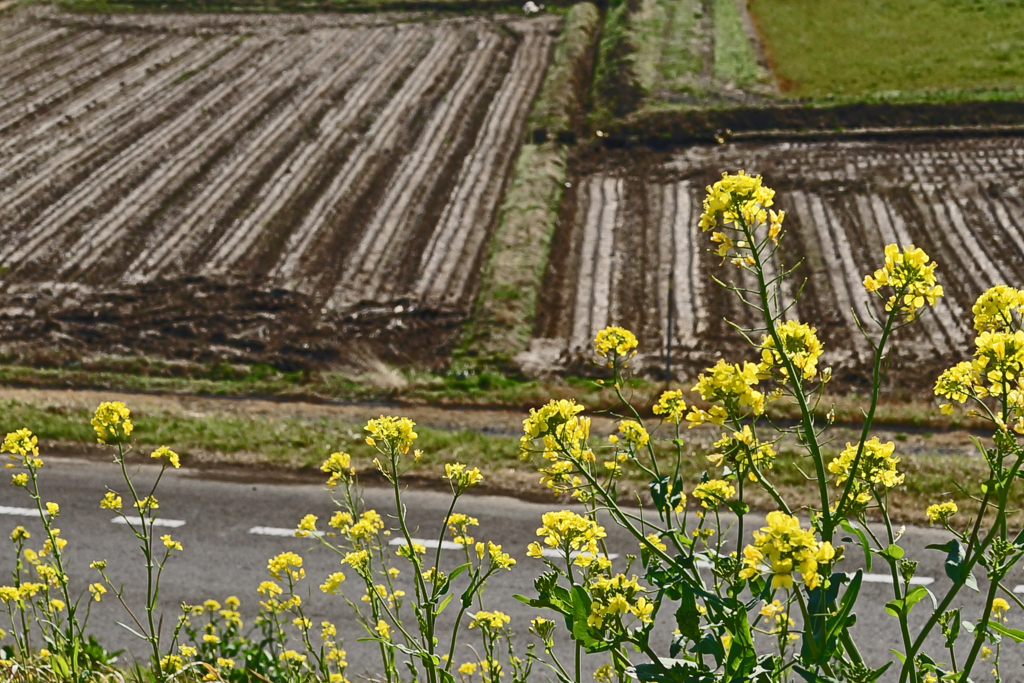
left=750, top=0, right=1024, bottom=99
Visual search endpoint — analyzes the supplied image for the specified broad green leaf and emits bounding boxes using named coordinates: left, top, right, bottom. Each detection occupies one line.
left=990, top=623, right=1024, bottom=642
left=840, top=519, right=872, bottom=571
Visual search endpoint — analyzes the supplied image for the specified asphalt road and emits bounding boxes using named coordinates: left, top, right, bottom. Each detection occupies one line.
left=1, top=457, right=1019, bottom=681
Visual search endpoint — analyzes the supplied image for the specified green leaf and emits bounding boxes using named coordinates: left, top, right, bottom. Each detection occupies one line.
left=927, top=539, right=979, bottom=592
left=885, top=586, right=929, bottom=618
left=437, top=594, right=454, bottom=614
left=840, top=520, right=872, bottom=572
left=674, top=588, right=701, bottom=642
left=990, top=623, right=1024, bottom=642
left=883, top=544, right=904, bottom=560
left=626, top=658, right=703, bottom=683
left=727, top=500, right=749, bottom=516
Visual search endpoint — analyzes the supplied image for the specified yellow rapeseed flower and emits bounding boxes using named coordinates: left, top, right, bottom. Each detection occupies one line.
left=652, top=390, right=687, bottom=423
left=759, top=321, right=824, bottom=381
left=150, top=446, right=180, bottom=469
left=364, top=416, right=417, bottom=454
left=469, top=610, right=511, bottom=631
left=88, top=583, right=106, bottom=602
left=267, top=552, right=304, bottom=581
left=2, top=428, right=38, bottom=458
left=321, top=451, right=356, bottom=487
left=926, top=501, right=958, bottom=526
left=692, top=479, right=736, bottom=509
left=100, top=492, right=122, bottom=510
left=738, top=511, right=835, bottom=591
left=863, top=244, right=943, bottom=320
left=91, top=402, right=133, bottom=444
left=593, top=326, right=638, bottom=364
left=161, top=534, right=183, bottom=551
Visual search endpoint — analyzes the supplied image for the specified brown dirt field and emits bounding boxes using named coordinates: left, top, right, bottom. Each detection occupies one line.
left=532, top=135, right=1024, bottom=393
left=0, top=6, right=557, bottom=372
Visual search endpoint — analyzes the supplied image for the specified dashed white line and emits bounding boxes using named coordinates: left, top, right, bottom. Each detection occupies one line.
left=860, top=573, right=934, bottom=586
left=1013, top=585, right=1024, bottom=594
left=113, top=517, right=186, bottom=528
left=389, top=538, right=464, bottom=551
left=0, top=505, right=41, bottom=518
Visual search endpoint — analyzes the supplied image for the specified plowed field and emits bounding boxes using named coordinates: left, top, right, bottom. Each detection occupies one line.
left=0, top=7, right=554, bottom=369
left=536, top=136, right=1024, bottom=390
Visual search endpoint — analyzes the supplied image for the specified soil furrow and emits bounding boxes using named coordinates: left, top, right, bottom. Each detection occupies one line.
left=0, top=34, right=166, bottom=140
left=0, top=38, right=300, bottom=273
left=267, top=27, right=461, bottom=289
left=193, top=27, right=414, bottom=278
left=0, top=36, right=260, bottom=238
left=0, top=35, right=200, bottom=166
left=54, top=37, right=333, bottom=280
left=122, top=29, right=388, bottom=283
left=414, top=26, right=553, bottom=308
left=326, top=28, right=505, bottom=311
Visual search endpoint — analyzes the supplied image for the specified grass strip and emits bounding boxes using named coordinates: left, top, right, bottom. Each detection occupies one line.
left=711, top=0, right=759, bottom=87
left=461, top=3, right=599, bottom=367
left=1, top=395, right=998, bottom=526
left=589, top=0, right=642, bottom=126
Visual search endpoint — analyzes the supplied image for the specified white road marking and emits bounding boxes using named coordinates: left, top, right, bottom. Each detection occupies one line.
left=389, top=538, right=464, bottom=551
left=0, top=506, right=41, bottom=518
left=541, top=550, right=621, bottom=561
left=860, top=573, right=934, bottom=586
left=249, top=526, right=322, bottom=538
left=1013, top=585, right=1024, bottom=594
left=113, top=517, right=186, bottom=528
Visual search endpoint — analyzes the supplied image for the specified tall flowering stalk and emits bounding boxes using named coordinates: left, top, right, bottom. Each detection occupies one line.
left=293, top=417, right=527, bottom=683
left=88, top=402, right=187, bottom=681
left=518, top=171, right=1024, bottom=683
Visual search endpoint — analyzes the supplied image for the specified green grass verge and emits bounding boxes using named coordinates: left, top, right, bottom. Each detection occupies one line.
left=461, top=3, right=598, bottom=366
left=630, top=0, right=702, bottom=97
left=750, top=0, right=1024, bottom=100
left=0, top=359, right=982, bottom=429
left=2, top=395, right=996, bottom=525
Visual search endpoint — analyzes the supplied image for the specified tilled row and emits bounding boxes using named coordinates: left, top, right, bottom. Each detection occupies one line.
left=0, top=9, right=555, bottom=367
left=538, top=137, right=1024, bottom=387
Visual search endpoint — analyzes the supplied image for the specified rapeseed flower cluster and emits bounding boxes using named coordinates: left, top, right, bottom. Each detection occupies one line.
left=365, top=416, right=418, bottom=454
left=699, top=171, right=780, bottom=264
left=527, top=511, right=606, bottom=567
left=268, top=552, right=304, bottom=581
left=321, top=451, right=356, bottom=487
left=447, top=513, right=479, bottom=545
left=445, top=462, right=484, bottom=492
left=689, top=360, right=765, bottom=421
left=692, top=479, right=736, bottom=510
left=91, top=401, right=133, bottom=444
left=935, top=286, right=1024, bottom=425
left=613, top=420, right=649, bottom=449
left=758, top=321, right=824, bottom=381
left=521, top=399, right=594, bottom=497
left=593, top=325, right=638, bottom=365
left=652, top=389, right=687, bottom=423
left=738, top=511, right=836, bottom=590
left=972, top=285, right=1024, bottom=333
left=926, top=501, right=958, bottom=526
left=585, top=574, right=653, bottom=631
left=828, top=438, right=904, bottom=490
left=863, top=244, right=943, bottom=320
left=469, top=610, right=511, bottom=632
